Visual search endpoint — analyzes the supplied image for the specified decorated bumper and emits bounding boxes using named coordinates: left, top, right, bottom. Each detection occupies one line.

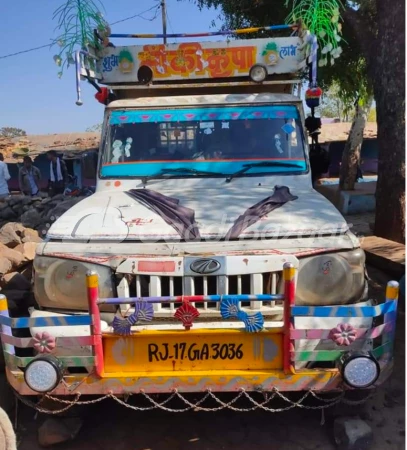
left=0, top=265, right=398, bottom=397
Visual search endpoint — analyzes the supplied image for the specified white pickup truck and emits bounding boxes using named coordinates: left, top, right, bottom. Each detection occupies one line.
left=1, top=31, right=397, bottom=411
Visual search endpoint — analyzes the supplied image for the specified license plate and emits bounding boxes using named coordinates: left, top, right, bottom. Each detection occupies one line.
left=103, top=329, right=283, bottom=373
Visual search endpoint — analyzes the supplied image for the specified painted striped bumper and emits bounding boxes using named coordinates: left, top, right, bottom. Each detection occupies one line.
left=0, top=268, right=399, bottom=395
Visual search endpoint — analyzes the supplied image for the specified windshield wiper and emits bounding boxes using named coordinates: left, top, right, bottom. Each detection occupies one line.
left=160, top=168, right=220, bottom=176
left=225, top=161, right=305, bottom=183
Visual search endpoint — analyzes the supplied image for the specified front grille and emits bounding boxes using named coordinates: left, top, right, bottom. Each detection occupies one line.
left=120, top=272, right=284, bottom=319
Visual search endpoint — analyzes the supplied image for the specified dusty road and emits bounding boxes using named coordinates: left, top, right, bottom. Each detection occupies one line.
left=16, top=267, right=405, bottom=450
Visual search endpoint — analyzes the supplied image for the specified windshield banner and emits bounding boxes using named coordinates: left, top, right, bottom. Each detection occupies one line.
left=109, top=105, right=299, bottom=125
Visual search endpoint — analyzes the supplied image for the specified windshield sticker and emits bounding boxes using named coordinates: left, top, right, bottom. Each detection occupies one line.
left=281, top=123, right=296, bottom=134
left=111, top=138, right=133, bottom=163
left=200, top=122, right=214, bottom=129
left=274, top=134, right=283, bottom=154
left=110, top=105, right=299, bottom=125
left=222, top=122, right=230, bottom=129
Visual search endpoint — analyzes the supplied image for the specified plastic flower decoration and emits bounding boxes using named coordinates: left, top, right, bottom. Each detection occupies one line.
left=330, top=323, right=357, bottom=346
left=52, top=0, right=110, bottom=76
left=33, top=332, right=56, bottom=354
left=285, top=0, right=344, bottom=66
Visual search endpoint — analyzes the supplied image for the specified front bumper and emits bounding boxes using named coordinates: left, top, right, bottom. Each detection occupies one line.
left=5, top=361, right=394, bottom=396
left=0, top=266, right=398, bottom=397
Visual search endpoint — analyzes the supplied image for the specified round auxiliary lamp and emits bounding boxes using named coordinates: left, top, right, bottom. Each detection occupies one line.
left=24, top=355, right=64, bottom=393
left=338, top=352, right=381, bottom=389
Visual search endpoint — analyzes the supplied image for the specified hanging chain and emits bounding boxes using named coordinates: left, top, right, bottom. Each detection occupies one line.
left=13, top=387, right=372, bottom=415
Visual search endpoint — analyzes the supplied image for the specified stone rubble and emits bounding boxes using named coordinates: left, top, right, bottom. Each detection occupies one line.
left=0, top=223, right=41, bottom=318
left=0, top=195, right=85, bottom=375
left=334, top=417, right=374, bottom=450
left=0, top=194, right=85, bottom=238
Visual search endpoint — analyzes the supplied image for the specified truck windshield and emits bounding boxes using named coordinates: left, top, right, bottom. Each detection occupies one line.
left=101, top=105, right=307, bottom=178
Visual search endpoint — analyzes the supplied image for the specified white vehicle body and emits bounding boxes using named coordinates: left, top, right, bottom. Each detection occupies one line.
left=32, top=92, right=371, bottom=369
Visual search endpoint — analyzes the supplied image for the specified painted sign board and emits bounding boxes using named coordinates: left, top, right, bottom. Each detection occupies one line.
left=98, top=37, right=305, bottom=84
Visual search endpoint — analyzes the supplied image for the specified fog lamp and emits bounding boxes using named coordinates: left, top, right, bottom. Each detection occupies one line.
left=339, top=352, right=380, bottom=388
left=24, top=355, right=63, bottom=393
left=249, top=64, right=268, bottom=83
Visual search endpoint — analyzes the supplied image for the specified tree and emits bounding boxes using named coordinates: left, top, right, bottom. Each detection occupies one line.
left=339, top=96, right=372, bottom=190
left=319, top=83, right=351, bottom=121
left=372, top=0, right=405, bottom=243
left=344, top=0, right=405, bottom=242
left=192, top=0, right=372, bottom=192
left=189, top=0, right=405, bottom=242
left=0, top=127, right=27, bottom=138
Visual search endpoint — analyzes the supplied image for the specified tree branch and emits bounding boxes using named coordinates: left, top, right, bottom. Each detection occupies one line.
left=342, top=6, right=377, bottom=79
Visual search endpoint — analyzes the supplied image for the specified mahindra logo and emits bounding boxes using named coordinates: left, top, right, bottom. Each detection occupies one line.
left=190, top=258, right=221, bottom=275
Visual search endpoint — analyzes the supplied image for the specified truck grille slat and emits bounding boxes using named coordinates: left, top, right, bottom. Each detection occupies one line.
left=271, top=273, right=277, bottom=307
left=169, top=277, right=175, bottom=311
left=123, top=272, right=283, bottom=319
left=203, top=276, right=208, bottom=309
left=150, top=275, right=162, bottom=312
left=250, top=274, right=263, bottom=310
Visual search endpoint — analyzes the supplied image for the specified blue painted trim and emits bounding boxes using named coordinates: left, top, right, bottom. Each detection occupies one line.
left=100, top=294, right=286, bottom=305
left=101, top=160, right=307, bottom=177
left=110, top=105, right=299, bottom=125
left=291, top=300, right=397, bottom=318
left=0, top=315, right=92, bottom=329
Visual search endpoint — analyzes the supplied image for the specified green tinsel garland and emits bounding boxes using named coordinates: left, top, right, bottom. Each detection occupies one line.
left=285, top=0, right=344, bottom=67
left=53, top=0, right=110, bottom=77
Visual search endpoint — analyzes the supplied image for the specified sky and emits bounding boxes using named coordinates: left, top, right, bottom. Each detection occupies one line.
left=0, top=0, right=221, bottom=135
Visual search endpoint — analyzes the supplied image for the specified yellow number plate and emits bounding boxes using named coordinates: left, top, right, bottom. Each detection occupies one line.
left=103, top=329, right=283, bottom=373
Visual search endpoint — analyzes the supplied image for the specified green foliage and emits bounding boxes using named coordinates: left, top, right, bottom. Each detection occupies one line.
left=53, top=0, right=110, bottom=77
left=192, top=0, right=289, bottom=32
left=367, top=107, right=376, bottom=122
left=0, top=127, right=27, bottom=138
left=190, top=0, right=371, bottom=109
left=318, top=17, right=371, bottom=110
left=319, top=83, right=352, bottom=120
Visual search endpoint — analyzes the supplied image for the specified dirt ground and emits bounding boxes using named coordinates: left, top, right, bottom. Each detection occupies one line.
left=14, top=266, right=405, bottom=450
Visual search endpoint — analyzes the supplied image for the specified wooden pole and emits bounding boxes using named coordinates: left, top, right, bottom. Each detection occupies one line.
left=161, top=0, right=167, bottom=45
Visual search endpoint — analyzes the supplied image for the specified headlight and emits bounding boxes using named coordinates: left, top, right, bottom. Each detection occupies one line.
left=24, top=355, right=63, bottom=393
left=34, top=256, right=115, bottom=311
left=296, top=249, right=366, bottom=305
left=339, top=352, right=380, bottom=388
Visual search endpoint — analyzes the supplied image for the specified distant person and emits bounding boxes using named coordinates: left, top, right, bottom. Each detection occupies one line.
left=0, top=153, right=11, bottom=199
left=19, top=156, right=41, bottom=196
left=47, top=150, right=68, bottom=196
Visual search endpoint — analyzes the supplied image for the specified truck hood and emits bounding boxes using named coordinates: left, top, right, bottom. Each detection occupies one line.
left=47, top=186, right=348, bottom=242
